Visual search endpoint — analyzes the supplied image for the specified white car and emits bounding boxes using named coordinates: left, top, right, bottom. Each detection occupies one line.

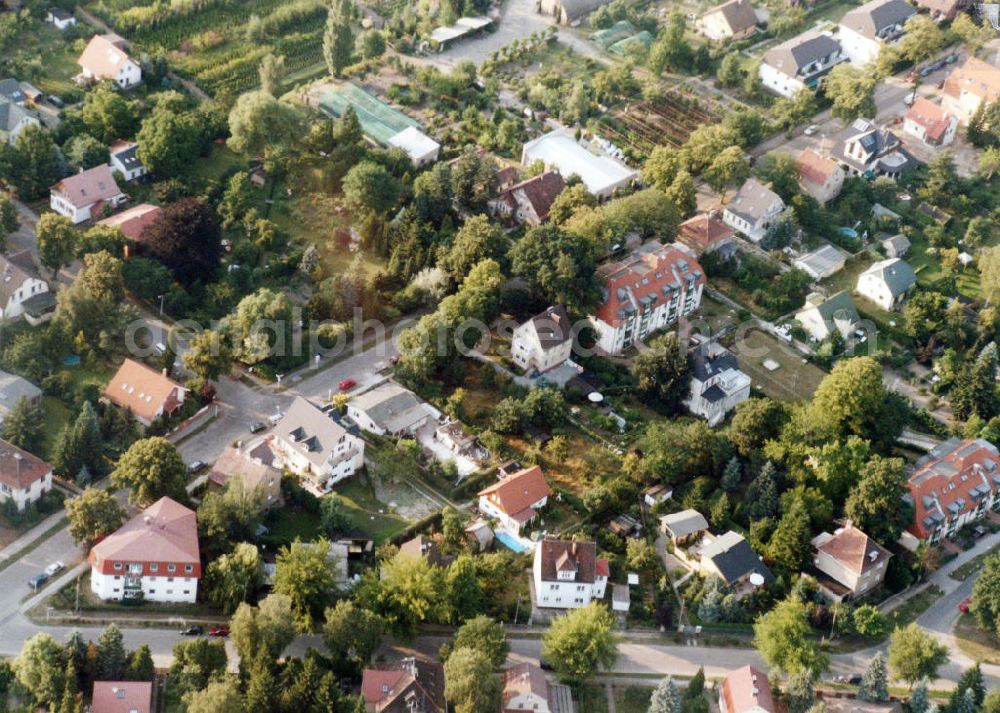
left=268, top=412, right=285, bottom=425
left=44, top=561, right=65, bottom=577
left=803, top=124, right=819, bottom=136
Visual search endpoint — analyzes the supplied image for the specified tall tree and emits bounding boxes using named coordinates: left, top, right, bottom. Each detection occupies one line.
left=909, top=681, right=930, bottom=713
left=971, top=553, right=1000, bottom=636
left=110, top=437, right=188, bottom=506
left=450, top=615, right=509, bottom=667
left=140, top=198, right=222, bottom=285
left=981, top=245, right=1000, bottom=306
left=952, top=343, right=1000, bottom=421
left=753, top=598, right=828, bottom=676
left=258, top=53, right=285, bottom=96
left=323, top=0, right=354, bottom=78
left=230, top=593, right=297, bottom=662
left=66, top=488, right=126, bottom=547
left=649, top=676, right=681, bottom=713
left=858, top=652, right=889, bottom=702
left=96, top=624, right=127, bottom=681
left=888, top=623, right=949, bottom=688
left=135, top=107, right=201, bottom=179
left=182, top=679, right=244, bottom=713
left=226, top=91, right=303, bottom=157
left=633, top=333, right=693, bottom=414
left=540, top=602, right=619, bottom=685
left=7, top=126, right=62, bottom=200
left=823, top=64, right=877, bottom=120
left=509, top=225, right=599, bottom=312
left=322, top=600, right=385, bottom=667
left=182, top=330, right=232, bottom=382
left=14, top=633, right=66, bottom=708
left=36, top=213, right=77, bottom=279
left=1, top=397, right=44, bottom=454
left=273, top=539, right=339, bottom=632
left=844, top=456, right=911, bottom=546
left=244, top=645, right=278, bottom=711
left=342, top=160, right=400, bottom=215
left=203, top=543, right=263, bottom=614
left=444, top=647, right=501, bottom=713
left=785, top=673, right=815, bottom=713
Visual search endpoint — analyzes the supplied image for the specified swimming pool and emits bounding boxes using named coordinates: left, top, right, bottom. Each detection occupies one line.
left=838, top=227, right=859, bottom=239
left=495, top=530, right=531, bottom=554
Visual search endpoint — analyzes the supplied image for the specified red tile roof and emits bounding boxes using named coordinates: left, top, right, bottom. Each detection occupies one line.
left=500, top=170, right=566, bottom=224
left=943, top=58, right=1000, bottom=105
left=905, top=98, right=955, bottom=143
left=815, top=524, right=890, bottom=575
left=797, top=148, right=840, bottom=187
left=361, top=657, right=445, bottom=713
left=722, top=666, right=776, bottom=713
left=96, top=203, right=162, bottom=241
left=51, top=164, right=124, bottom=209
left=594, top=242, right=705, bottom=329
left=102, top=358, right=187, bottom=424
left=906, top=438, right=1000, bottom=540
left=595, top=558, right=610, bottom=578
left=537, top=538, right=604, bottom=584
left=78, top=35, right=136, bottom=80
left=91, top=681, right=152, bottom=713
left=478, top=465, right=551, bottom=519
left=89, top=497, right=200, bottom=577
left=0, top=438, right=51, bottom=492
left=677, top=214, right=735, bottom=255
left=503, top=663, right=551, bottom=712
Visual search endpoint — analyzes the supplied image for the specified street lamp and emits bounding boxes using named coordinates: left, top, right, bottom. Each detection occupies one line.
left=158, top=294, right=165, bottom=317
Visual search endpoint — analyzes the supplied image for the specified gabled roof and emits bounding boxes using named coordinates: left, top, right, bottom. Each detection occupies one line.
left=905, top=98, right=955, bottom=143
left=797, top=148, right=841, bottom=187
left=691, top=341, right=741, bottom=382
left=78, top=34, right=137, bottom=79
left=536, top=538, right=601, bottom=583
left=502, top=170, right=566, bottom=223
left=350, top=382, right=428, bottom=433
left=0, top=96, right=37, bottom=134
left=703, top=0, right=758, bottom=34
left=763, top=30, right=842, bottom=75
left=0, top=250, right=43, bottom=305
left=478, top=465, right=551, bottom=519
left=722, top=666, right=776, bottom=713
left=0, top=436, right=51, bottom=491
left=89, top=497, right=199, bottom=567
left=361, top=657, right=446, bottom=713
left=51, top=164, right=124, bottom=209
left=503, top=663, right=551, bottom=712
left=0, top=78, right=25, bottom=104
left=109, top=140, right=143, bottom=172
left=520, top=305, right=572, bottom=350
left=799, top=290, right=859, bottom=326
left=559, top=0, right=612, bottom=21
left=659, top=509, right=709, bottom=538
left=725, top=178, right=783, bottom=224
left=208, top=443, right=280, bottom=493
left=701, top=531, right=774, bottom=586
left=943, top=57, right=1000, bottom=104
left=813, top=523, right=891, bottom=574
left=794, top=244, right=847, bottom=278
left=0, top=370, right=41, bottom=415
left=96, top=203, right=162, bottom=241
left=677, top=214, right=735, bottom=254
left=880, top=233, right=910, bottom=254
left=859, top=258, right=916, bottom=296
left=840, top=0, right=915, bottom=40
left=102, top=358, right=186, bottom=423
left=273, top=396, right=355, bottom=469
left=91, top=681, right=153, bottom=713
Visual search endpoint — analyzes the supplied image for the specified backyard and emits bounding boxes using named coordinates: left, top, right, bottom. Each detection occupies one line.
left=728, top=328, right=826, bottom=402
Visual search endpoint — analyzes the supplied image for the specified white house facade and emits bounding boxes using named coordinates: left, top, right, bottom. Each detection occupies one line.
left=533, top=538, right=609, bottom=609
left=855, top=258, right=916, bottom=310
left=77, top=35, right=142, bottom=89
left=759, top=31, right=846, bottom=98
left=511, top=305, right=574, bottom=374
left=686, top=341, right=752, bottom=427
left=838, top=0, right=914, bottom=66
left=0, top=439, right=53, bottom=512
left=271, top=396, right=365, bottom=492
left=722, top=178, right=785, bottom=242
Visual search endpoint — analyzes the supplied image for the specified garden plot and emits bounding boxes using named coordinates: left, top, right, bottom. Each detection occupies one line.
left=599, top=92, right=720, bottom=152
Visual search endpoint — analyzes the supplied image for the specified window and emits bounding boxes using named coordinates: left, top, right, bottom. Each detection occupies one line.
left=184, top=564, right=194, bottom=573
left=167, top=563, right=176, bottom=572
left=113, top=562, right=122, bottom=571
left=167, top=577, right=174, bottom=583
left=150, top=564, right=158, bottom=572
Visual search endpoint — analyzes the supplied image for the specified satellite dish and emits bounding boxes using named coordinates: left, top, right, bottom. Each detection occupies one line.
left=588, top=392, right=604, bottom=403
left=749, top=573, right=765, bottom=587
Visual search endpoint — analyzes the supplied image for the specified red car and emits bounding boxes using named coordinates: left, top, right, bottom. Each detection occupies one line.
left=208, top=626, right=229, bottom=637
left=959, top=597, right=972, bottom=614
left=338, top=378, right=357, bottom=391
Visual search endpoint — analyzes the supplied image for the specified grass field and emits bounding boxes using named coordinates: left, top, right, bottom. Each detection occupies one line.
left=2, top=22, right=88, bottom=97
left=40, top=397, right=72, bottom=462
left=730, top=328, right=826, bottom=402
left=954, top=613, right=1000, bottom=665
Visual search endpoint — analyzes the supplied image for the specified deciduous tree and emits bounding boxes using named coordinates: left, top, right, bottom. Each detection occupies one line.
left=273, top=539, right=339, bottom=631
left=753, top=597, right=828, bottom=676
left=541, top=601, right=619, bottom=685
left=444, top=647, right=501, bottom=713
left=888, top=623, right=949, bottom=688
left=322, top=600, right=385, bottom=666
left=36, top=213, right=77, bottom=279
left=110, top=437, right=188, bottom=506
left=66, top=488, right=125, bottom=546
left=204, top=542, right=263, bottom=614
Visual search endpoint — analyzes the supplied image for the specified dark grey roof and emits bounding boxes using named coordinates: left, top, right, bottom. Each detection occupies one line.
left=691, top=341, right=740, bottom=382
left=0, top=79, right=25, bottom=104
left=703, top=384, right=727, bottom=403
left=526, top=305, right=572, bottom=349
left=763, top=31, right=842, bottom=75
left=111, top=143, right=143, bottom=171
left=706, top=0, right=758, bottom=33
left=862, top=258, right=916, bottom=296
left=0, top=96, right=35, bottom=133
left=811, top=290, right=859, bottom=324
left=841, top=0, right=915, bottom=39
left=20, top=291, right=55, bottom=317
left=833, top=118, right=914, bottom=174
left=703, top=532, right=775, bottom=586
left=48, top=7, right=73, bottom=20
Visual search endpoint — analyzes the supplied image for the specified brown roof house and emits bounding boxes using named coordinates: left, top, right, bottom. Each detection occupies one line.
left=532, top=538, right=609, bottom=609
left=77, top=34, right=142, bottom=89
left=50, top=164, right=127, bottom=224
left=720, top=666, right=776, bottom=713
left=493, top=170, right=566, bottom=226
left=797, top=148, right=845, bottom=204
left=810, top=522, right=891, bottom=601
left=88, top=496, right=200, bottom=603
left=91, top=681, right=152, bottom=713
left=478, top=465, right=552, bottom=534
left=511, top=305, right=574, bottom=375
left=722, top=178, right=785, bottom=242
left=942, top=57, right=1000, bottom=123
left=208, top=442, right=282, bottom=510
left=502, top=662, right=573, bottom=713
left=913, top=0, right=963, bottom=19
left=0, top=250, right=54, bottom=325
left=96, top=203, right=162, bottom=243
left=0, top=437, right=52, bottom=512
left=699, top=0, right=758, bottom=41
left=397, top=535, right=455, bottom=569
left=361, top=656, right=445, bottom=713
left=102, top=358, right=188, bottom=427
left=677, top=214, right=737, bottom=259
left=903, top=98, right=958, bottom=147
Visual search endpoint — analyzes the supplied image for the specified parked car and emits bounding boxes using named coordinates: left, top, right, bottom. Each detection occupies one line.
left=179, top=625, right=204, bottom=636
left=208, top=626, right=230, bottom=637
left=803, top=124, right=819, bottom=136
left=959, top=596, right=972, bottom=613
left=339, top=378, right=357, bottom=391
left=249, top=420, right=267, bottom=433
left=46, top=94, right=64, bottom=108
left=268, top=411, right=285, bottom=425
left=28, top=573, right=48, bottom=591
left=187, top=460, right=206, bottom=474
left=44, top=561, right=65, bottom=577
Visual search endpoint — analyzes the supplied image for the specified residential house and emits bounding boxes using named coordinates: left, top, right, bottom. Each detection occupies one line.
left=0, top=370, right=41, bottom=423
left=46, top=7, right=76, bottom=29
left=698, top=531, right=774, bottom=591
left=398, top=535, right=454, bottom=569
left=903, top=98, right=958, bottom=147
left=0, top=437, right=52, bottom=512
left=903, top=438, right=1000, bottom=544
left=759, top=30, right=846, bottom=98
left=109, top=140, right=147, bottom=181
left=832, top=118, right=915, bottom=180
left=686, top=340, right=751, bottom=426
left=539, top=0, right=612, bottom=25
left=91, top=681, right=152, bottom=713
left=0, top=78, right=25, bottom=105
left=913, top=0, right=963, bottom=19
left=89, top=497, right=200, bottom=603
left=347, top=382, right=432, bottom=437
left=511, top=305, right=574, bottom=374
left=270, top=396, right=365, bottom=493
left=0, top=93, right=39, bottom=145
left=207, top=442, right=282, bottom=510
left=96, top=203, right=162, bottom=243
left=643, top=484, right=673, bottom=508
left=521, top=128, right=638, bottom=199
left=493, top=170, right=566, bottom=226
left=361, top=657, right=445, bottom=713
left=720, top=666, right=776, bottom=713
left=478, top=464, right=551, bottom=534
left=50, top=164, right=127, bottom=224
left=533, top=538, right=609, bottom=609
left=589, top=241, right=705, bottom=355
left=838, top=0, right=915, bottom=66
left=795, top=291, right=859, bottom=341
left=676, top=213, right=737, bottom=259
left=434, top=419, right=482, bottom=460
left=502, top=662, right=572, bottom=713
left=879, top=233, right=910, bottom=258
left=102, top=358, right=188, bottom=427
left=942, top=57, right=1000, bottom=123
left=659, top=509, right=710, bottom=547
left=855, top=258, right=916, bottom=310
left=699, top=0, right=758, bottom=41
left=794, top=244, right=848, bottom=280
left=77, top=34, right=142, bottom=88
left=722, top=178, right=785, bottom=242
left=810, top=523, right=891, bottom=601
left=0, top=250, right=54, bottom=324
left=797, top=148, right=845, bottom=204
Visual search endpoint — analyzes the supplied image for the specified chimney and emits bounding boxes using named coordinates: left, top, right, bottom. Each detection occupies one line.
left=162, top=367, right=169, bottom=377
left=143, top=516, right=151, bottom=525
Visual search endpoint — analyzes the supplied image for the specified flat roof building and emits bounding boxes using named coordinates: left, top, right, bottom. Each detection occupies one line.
left=521, top=129, right=638, bottom=199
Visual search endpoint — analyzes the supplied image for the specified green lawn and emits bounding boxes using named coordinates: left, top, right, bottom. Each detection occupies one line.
left=5, top=23, right=87, bottom=97
left=954, top=613, right=1000, bottom=665
left=40, top=396, right=71, bottom=462
left=729, top=328, right=826, bottom=402
left=950, top=544, right=999, bottom=581
left=333, top=477, right=410, bottom=544
left=190, top=144, right=250, bottom=183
